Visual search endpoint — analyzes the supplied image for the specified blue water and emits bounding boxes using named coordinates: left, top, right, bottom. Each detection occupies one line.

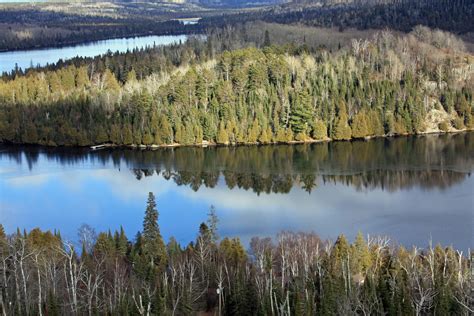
left=1, top=133, right=472, bottom=251
left=0, top=34, right=189, bottom=74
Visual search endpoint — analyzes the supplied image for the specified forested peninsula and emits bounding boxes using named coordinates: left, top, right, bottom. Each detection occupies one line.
left=0, top=26, right=472, bottom=148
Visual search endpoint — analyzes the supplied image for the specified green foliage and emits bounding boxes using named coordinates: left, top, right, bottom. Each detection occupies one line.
left=351, top=111, right=370, bottom=138
left=217, top=121, right=229, bottom=144
left=94, top=232, right=115, bottom=256
left=311, top=119, right=327, bottom=140
left=259, top=126, right=272, bottom=144
left=0, top=32, right=470, bottom=148
left=351, top=232, right=372, bottom=273
left=0, top=203, right=470, bottom=316
left=263, top=30, right=271, bottom=47
left=103, top=69, right=121, bottom=91
left=452, top=116, right=465, bottom=130
left=141, top=192, right=167, bottom=270
left=247, top=119, right=260, bottom=143
left=332, top=104, right=352, bottom=140
left=289, top=89, right=313, bottom=135
left=438, top=120, right=450, bottom=132
left=219, top=237, right=247, bottom=266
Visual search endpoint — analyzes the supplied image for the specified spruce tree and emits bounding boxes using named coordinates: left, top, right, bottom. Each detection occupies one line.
left=351, top=111, right=369, bottom=138
left=263, top=30, right=271, bottom=47
left=312, top=119, right=327, bottom=140
left=116, top=226, right=128, bottom=256
left=217, top=121, right=229, bottom=145
left=0, top=224, right=7, bottom=255
left=142, top=192, right=167, bottom=269
left=332, top=103, right=352, bottom=140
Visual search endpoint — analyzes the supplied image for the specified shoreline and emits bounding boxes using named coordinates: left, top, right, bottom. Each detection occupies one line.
left=0, top=28, right=203, bottom=54
left=1, top=129, right=472, bottom=150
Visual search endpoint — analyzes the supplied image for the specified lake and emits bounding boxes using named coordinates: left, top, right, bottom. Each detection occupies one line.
left=0, top=34, right=189, bottom=74
left=0, top=133, right=473, bottom=251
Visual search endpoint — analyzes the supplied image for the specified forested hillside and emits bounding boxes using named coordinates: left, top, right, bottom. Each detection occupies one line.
left=201, top=0, right=474, bottom=35
left=0, top=27, right=472, bottom=147
left=0, top=7, right=203, bottom=52
left=2, top=0, right=473, bottom=52
left=1, top=195, right=471, bottom=315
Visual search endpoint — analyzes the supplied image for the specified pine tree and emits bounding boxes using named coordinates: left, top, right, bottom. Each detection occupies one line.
left=110, top=124, right=121, bottom=144
left=116, top=226, right=128, bottom=256
left=95, top=126, right=109, bottom=144
left=123, top=124, right=133, bottom=145
left=285, top=128, right=294, bottom=142
left=94, top=232, right=115, bottom=256
left=75, top=66, right=89, bottom=89
left=142, top=192, right=167, bottom=269
left=103, top=69, right=120, bottom=91
left=289, top=90, right=313, bottom=135
left=275, top=127, right=287, bottom=143
left=60, top=67, right=76, bottom=91
left=351, top=111, right=369, bottom=138
left=126, top=69, right=137, bottom=84
left=263, top=30, right=271, bottom=47
left=207, top=206, right=219, bottom=244
left=46, top=289, right=60, bottom=316
left=217, top=121, right=229, bottom=145
left=312, top=119, right=327, bottom=140
left=332, top=102, right=352, bottom=140
left=351, top=232, right=372, bottom=273
left=368, top=110, right=384, bottom=136
left=0, top=224, right=7, bottom=254
left=174, top=123, right=183, bottom=144
left=156, top=115, right=173, bottom=145
left=142, top=131, right=153, bottom=145
left=167, top=236, right=181, bottom=258
left=248, top=119, right=260, bottom=143
left=258, top=127, right=271, bottom=144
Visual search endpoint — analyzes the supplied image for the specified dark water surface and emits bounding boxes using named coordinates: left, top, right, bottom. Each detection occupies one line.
left=0, top=133, right=473, bottom=250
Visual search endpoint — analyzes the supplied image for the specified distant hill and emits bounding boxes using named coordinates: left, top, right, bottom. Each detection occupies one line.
left=199, top=0, right=474, bottom=34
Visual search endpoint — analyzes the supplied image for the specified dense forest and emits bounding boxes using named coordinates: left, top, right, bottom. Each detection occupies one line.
left=1, top=1, right=473, bottom=315
left=0, top=9, right=203, bottom=52
left=0, top=193, right=471, bottom=315
left=1, top=0, right=473, bottom=52
left=0, top=26, right=472, bottom=147
left=201, top=0, right=474, bottom=35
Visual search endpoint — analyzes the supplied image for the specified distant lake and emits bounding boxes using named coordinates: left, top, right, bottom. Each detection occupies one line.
left=0, top=0, right=47, bottom=2
left=0, top=34, right=189, bottom=74
left=0, top=133, right=473, bottom=251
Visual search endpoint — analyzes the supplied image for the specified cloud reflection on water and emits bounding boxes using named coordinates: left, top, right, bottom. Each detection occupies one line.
left=0, top=133, right=472, bottom=251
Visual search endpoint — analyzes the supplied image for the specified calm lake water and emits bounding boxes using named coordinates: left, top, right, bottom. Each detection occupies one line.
left=0, top=34, right=188, bottom=74
left=0, top=133, right=473, bottom=251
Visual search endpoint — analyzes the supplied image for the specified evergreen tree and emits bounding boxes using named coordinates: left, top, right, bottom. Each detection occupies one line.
left=289, top=90, right=312, bottom=135
left=248, top=119, right=260, bottom=143
left=207, top=205, right=219, bottom=244
left=217, top=121, right=229, bottom=145
left=332, top=102, right=352, bottom=140
left=351, top=232, right=372, bottom=273
left=351, top=111, right=369, bottom=138
left=142, top=192, right=167, bottom=269
left=312, top=119, right=327, bottom=140
left=116, top=226, right=128, bottom=256
left=263, top=30, right=271, bottom=47
left=126, top=69, right=137, bottom=84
